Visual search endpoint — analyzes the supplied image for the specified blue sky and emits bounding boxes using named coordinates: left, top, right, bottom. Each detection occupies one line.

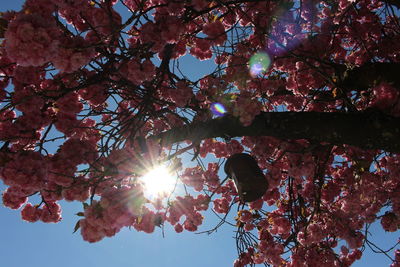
left=0, top=1, right=398, bottom=267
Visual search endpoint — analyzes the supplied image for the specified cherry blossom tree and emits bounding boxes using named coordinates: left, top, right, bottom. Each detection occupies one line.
left=1, top=0, right=400, bottom=266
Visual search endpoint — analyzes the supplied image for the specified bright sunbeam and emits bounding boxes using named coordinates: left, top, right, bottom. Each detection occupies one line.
left=140, top=165, right=177, bottom=198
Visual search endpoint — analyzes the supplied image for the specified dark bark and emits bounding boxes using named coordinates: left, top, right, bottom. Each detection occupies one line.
left=337, top=63, right=400, bottom=91
left=154, top=111, right=400, bottom=153
left=262, top=63, right=400, bottom=102
left=386, top=0, right=400, bottom=9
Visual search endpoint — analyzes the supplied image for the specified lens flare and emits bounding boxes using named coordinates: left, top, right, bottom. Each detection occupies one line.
left=210, top=102, right=227, bottom=117
left=249, top=52, right=271, bottom=77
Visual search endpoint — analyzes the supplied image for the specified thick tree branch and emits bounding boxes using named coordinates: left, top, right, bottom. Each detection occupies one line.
left=265, top=63, right=400, bottom=102
left=337, top=63, right=400, bottom=91
left=385, top=0, right=400, bottom=9
left=155, top=111, right=400, bottom=153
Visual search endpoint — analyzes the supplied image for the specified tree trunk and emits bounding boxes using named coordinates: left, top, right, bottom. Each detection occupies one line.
left=154, top=111, right=400, bottom=153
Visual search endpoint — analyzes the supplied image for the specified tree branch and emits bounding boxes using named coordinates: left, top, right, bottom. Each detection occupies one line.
left=337, top=63, right=400, bottom=91
left=385, top=0, right=400, bottom=9
left=154, top=111, right=400, bottom=153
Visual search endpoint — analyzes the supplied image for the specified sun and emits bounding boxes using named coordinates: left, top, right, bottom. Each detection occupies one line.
left=140, top=165, right=177, bottom=198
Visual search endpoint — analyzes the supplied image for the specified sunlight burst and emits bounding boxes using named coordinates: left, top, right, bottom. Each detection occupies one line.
left=140, top=165, right=177, bottom=198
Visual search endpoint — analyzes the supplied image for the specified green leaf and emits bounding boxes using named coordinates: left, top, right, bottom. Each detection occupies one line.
left=73, top=220, right=81, bottom=234
left=76, top=212, right=84, bottom=217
